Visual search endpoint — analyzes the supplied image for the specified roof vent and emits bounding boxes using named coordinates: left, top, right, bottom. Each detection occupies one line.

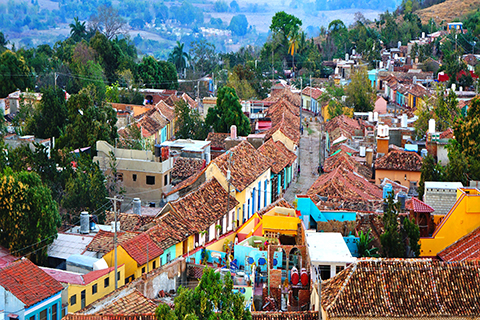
left=80, top=212, right=89, bottom=234
left=133, top=198, right=141, bottom=215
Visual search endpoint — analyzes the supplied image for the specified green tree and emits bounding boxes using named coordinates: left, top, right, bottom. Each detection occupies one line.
left=357, top=229, right=379, bottom=257
left=174, top=100, right=208, bottom=140
left=156, top=267, right=251, bottom=320
left=228, top=14, right=248, bottom=37
left=418, top=154, right=445, bottom=200
left=380, top=191, right=405, bottom=258
left=189, top=40, right=217, bottom=77
left=0, top=50, right=33, bottom=98
left=269, top=11, right=302, bottom=45
left=403, top=215, right=421, bottom=257
left=0, top=168, right=61, bottom=263
left=69, top=17, right=87, bottom=42
left=137, top=56, right=178, bottom=90
left=345, top=68, right=375, bottom=112
left=118, top=121, right=144, bottom=150
left=205, top=86, right=250, bottom=136
left=61, top=156, right=109, bottom=223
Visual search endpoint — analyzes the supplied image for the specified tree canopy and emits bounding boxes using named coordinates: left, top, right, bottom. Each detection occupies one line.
left=205, top=86, right=251, bottom=136
left=345, top=68, right=375, bottom=112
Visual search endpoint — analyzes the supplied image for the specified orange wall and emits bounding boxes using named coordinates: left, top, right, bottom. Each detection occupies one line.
left=376, top=169, right=421, bottom=188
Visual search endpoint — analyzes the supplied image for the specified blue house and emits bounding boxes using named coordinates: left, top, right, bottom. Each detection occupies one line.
left=0, top=258, right=63, bottom=320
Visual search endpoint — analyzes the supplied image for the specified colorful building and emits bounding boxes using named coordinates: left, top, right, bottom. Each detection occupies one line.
left=0, top=258, right=63, bottom=320
left=374, top=150, right=422, bottom=188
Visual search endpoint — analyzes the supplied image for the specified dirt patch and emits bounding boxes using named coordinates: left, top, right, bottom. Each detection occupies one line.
left=417, top=0, right=480, bottom=24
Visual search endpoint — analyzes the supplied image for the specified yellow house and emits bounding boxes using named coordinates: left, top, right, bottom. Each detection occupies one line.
left=206, top=140, right=272, bottom=226
left=42, top=265, right=125, bottom=314
left=420, top=188, right=480, bottom=257
left=102, top=233, right=163, bottom=283
left=374, top=150, right=422, bottom=188
left=406, top=84, right=428, bottom=110
left=322, top=102, right=354, bottom=121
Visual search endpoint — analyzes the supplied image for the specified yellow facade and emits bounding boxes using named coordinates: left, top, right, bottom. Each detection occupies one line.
left=103, top=245, right=161, bottom=283
left=420, top=188, right=480, bottom=257
left=322, top=103, right=354, bottom=121
left=375, top=169, right=421, bottom=188
left=205, top=163, right=271, bottom=225
left=67, top=265, right=125, bottom=313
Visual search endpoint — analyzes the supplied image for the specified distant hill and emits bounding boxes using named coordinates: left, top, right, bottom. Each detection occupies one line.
left=416, top=0, right=480, bottom=24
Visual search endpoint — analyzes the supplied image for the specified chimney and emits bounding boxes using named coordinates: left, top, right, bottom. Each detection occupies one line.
left=133, top=198, right=141, bottom=215
left=230, top=125, right=237, bottom=139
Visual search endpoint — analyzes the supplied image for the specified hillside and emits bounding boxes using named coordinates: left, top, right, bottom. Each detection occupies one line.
left=417, top=0, right=480, bottom=24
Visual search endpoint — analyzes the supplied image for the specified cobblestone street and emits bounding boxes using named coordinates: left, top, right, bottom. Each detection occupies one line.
left=284, top=114, right=323, bottom=203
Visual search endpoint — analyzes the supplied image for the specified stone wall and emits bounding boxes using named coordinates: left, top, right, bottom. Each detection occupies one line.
left=424, top=188, right=457, bottom=215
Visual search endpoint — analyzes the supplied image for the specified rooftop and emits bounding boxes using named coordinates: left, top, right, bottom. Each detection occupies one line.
left=257, top=139, right=293, bottom=174
left=438, top=227, right=480, bottom=262
left=322, top=259, right=480, bottom=318
left=171, top=157, right=206, bottom=180
left=405, top=197, right=435, bottom=213
left=97, top=289, right=157, bottom=315
left=375, top=150, right=423, bottom=172
left=41, top=266, right=116, bottom=285
left=306, top=232, right=355, bottom=264
left=104, top=212, right=155, bottom=232
left=47, top=233, right=95, bottom=260
left=121, top=233, right=164, bottom=265
left=424, top=181, right=463, bottom=189
left=206, top=132, right=229, bottom=150
left=86, top=230, right=139, bottom=254
left=0, top=258, right=63, bottom=308
left=160, top=139, right=211, bottom=153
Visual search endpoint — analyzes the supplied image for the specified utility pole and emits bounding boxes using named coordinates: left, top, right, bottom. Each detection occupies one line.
left=146, top=243, right=149, bottom=274
left=298, top=77, right=303, bottom=179
left=106, top=195, right=123, bottom=289
left=54, top=72, right=59, bottom=88
left=272, top=49, right=274, bottom=82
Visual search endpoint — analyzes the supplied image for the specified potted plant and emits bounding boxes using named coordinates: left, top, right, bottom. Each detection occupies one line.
left=215, top=224, right=222, bottom=238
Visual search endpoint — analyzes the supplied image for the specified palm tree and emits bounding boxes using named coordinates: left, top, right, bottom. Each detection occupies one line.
left=168, top=41, right=190, bottom=76
left=69, top=17, right=87, bottom=42
left=288, top=29, right=300, bottom=77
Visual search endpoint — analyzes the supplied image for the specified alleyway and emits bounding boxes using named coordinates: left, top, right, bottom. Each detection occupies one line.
left=284, top=113, right=323, bottom=203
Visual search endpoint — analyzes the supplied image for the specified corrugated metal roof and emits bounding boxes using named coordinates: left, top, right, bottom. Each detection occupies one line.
left=47, top=233, right=94, bottom=260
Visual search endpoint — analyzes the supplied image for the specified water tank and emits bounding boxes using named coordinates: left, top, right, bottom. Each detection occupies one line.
left=451, top=83, right=456, bottom=91
left=428, top=119, right=435, bottom=134
left=379, top=61, right=383, bottom=69
left=359, top=146, right=366, bottom=157
left=421, top=149, right=428, bottom=158
left=352, top=49, right=356, bottom=55
left=422, top=32, right=425, bottom=39
left=290, top=267, right=299, bottom=285
left=230, top=125, right=237, bottom=139
left=345, top=53, right=349, bottom=61
left=397, top=41, right=401, bottom=48
left=300, top=268, right=309, bottom=286
left=401, top=114, right=408, bottom=128
left=373, top=112, right=379, bottom=122
left=398, top=192, right=406, bottom=211
left=133, top=198, right=141, bottom=215
left=383, top=183, right=393, bottom=199
left=80, top=212, right=89, bottom=234
left=368, top=112, right=373, bottom=122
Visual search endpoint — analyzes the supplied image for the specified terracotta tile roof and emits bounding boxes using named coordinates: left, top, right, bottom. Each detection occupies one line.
left=405, top=197, right=434, bottom=213
left=181, top=93, right=198, bottom=109
left=266, top=98, right=300, bottom=118
left=322, top=258, right=480, bottom=318
left=375, top=150, right=422, bottom=172
left=274, top=141, right=296, bottom=165
left=206, top=132, right=229, bottom=150
left=97, top=289, right=157, bottom=315
left=325, top=115, right=362, bottom=136
left=146, top=213, right=190, bottom=250
left=329, top=128, right=352, bottom=145
left=172, top=157, right=206, bottom=180
left=301, top=86, right=324, bottom=100
left=210, top=140, right=272, bottom=192
left=166, top=167, right=206, bottom=196
left=0, top=245, right=17, bottom=268
left=263, top=88, right=301, bottom=107
left=324, top=150, right=371, bottom=179
left=307, top=167, right=382, bottom=212
left=407, top=83, right=429, bottom=98
left=121, top=233, right=164, bottom=265
left=252, top=311, right=318, bottom=320
left=155, top=100, right=175, bottom=121
left=439, top=227, right=480, bottom=262
left=86, top=230, right=139, bottom=254
left=258, top=139, right=291, bottom=174
left=169, top=177, right=239, bottom=233
left=256, top=198, right=294, bottom=217
left=63, top=315, right=155, bottom=320
left=464, top=54, right=479, bottom=66
left=268, top=101, right=300, bottom=128
left=42, top=266, right=116, bottom=285
left=439, top=128, right=454, bottom=140
left=329, top=143, right=359, bottom=155
left=104, top=212, right=155, bottom=232
left=161, top=94, right=180, bottom=107
left=355, top=213, right=384, bottom=249
left=265, top=113, right=301, bottom=145
left=0, top=258, right=63, bottom=308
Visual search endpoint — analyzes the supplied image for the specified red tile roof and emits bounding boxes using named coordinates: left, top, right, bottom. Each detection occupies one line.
left=155, top=100, right=175, bottom=121
left=86, top=230, right=139, bottom=254
left=439, top=128, right=454, bottom=140
left=252, top=311, right=318, bottom=320
left=206, top=132, right=229, bottom=150
left=42, top=266, right=116, bottom=285
left=211, top=140, right=272, bottom=192
left=405, top=197, right=434, bottom=213
left=274, top=141, right=296, bottom=166
left=301, top=86, right=324, bottom=100
left=121, top=233, right=164, bottom=265
left=324, top=150, right=371, bottom=179
left=0, top=245, right=17, bottom=268
left=265, top=112, right=301, bottom=145
left=325, top=115, right=362, bottom=136
left=438, top=227, right=480, bottom=262
left=256, top=198, right=294, bottom=217
left=263, top=88, right=301, bottom=107
left=0, top=258, right=63, bottom=308
left=258, top=139, right=292, bottom=174
left=104, top=212, right=155, bottom=232
left=375, top=150, right=423, bottom=172
left=307, top=167, right=382, bottom=212
left=63, top=315, right=155, bottom=320
left=97, top=289, right=157, bottom=315
left=266, top=98, right=299, bottom=118
left=172, top=157, right=205, bottom=180
left=322, top=258, right=480, bottom=318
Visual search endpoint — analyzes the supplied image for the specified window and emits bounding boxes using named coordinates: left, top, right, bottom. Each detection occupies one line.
left=133, top=174, right=137, bottom=182
left=52, top=303, right=57, bottom=320
left=318, top=265, right=331, bottom=280
left=264, top=180, right=268, bottom=207
left=70, top=295, right=77, bottom=306
left=30, top=316, right=35, bottom=320
left=164, top=174, right=168, bottom=186
left=116, top=173, right=123, bottom=182
left=117, top=271, right=121, bottom=281
left=92, top=284, right=98, bottom=295
left=335, top=266, right=344, bottom=274
left=40, top=309, right=47, bottom=320
left=146, top=176, right=155, bottom=185
left=142, top=267, right=146, bottom=274
left=166, top=253, right=171, bottom=263
left=104, top=277, right=110, bottom=288
left=152, top=260, right=156, bottom=269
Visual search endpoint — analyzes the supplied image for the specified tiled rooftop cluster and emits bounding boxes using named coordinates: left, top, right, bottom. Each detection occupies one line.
left=307, top=167, right=382, bottom=212
left=171, top=157, right=206, bottom=180
left=323, top=150, right=371, bottom=179
left=211, top=141, right=272, bottom=192
left=104, top=212, right=155, bottom=232
left=322, top=259, right=480, bottom=317
left=258, top=139, right=296, bottom=174
left=439, top=226, right=480, bottom=262
left=375, top=150, right=423, bottom=171
left=96, top=290, right=157, bottom=315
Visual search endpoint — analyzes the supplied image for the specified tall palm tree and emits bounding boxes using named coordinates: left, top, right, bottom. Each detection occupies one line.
left=168, top=41, right=190, bottom=76
left=69, top=17, right=87, bottom=42
left=288, top=30, right=300, bottom=77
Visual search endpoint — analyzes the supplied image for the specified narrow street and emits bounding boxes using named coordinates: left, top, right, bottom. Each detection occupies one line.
left=284, top=114, right=323, bottom=203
